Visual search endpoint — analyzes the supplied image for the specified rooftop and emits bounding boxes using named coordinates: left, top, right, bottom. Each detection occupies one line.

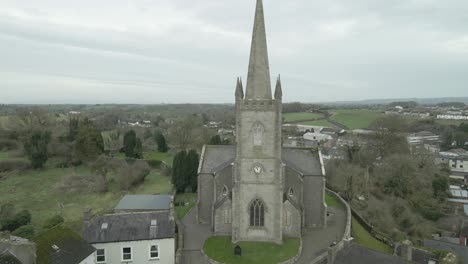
left=114, top=194, right=172, bottom=211
left=82, top=211, right=175, bottom=244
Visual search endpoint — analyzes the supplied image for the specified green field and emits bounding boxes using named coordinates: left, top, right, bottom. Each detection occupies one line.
left=299, top=119, right=337, bottom=127
left=283, top=112, right=324, bottom=122
left=0, top=165, right=173, bottom=231
left=0, top=152, right=9, bottom=160
left=204, top=236, right=300, bottom=264
left=330, top=109, right=384, bottom=129
left=351, top=217, right=392, bottom=254
left=435, top=119, right=467, bottom=126
left=175, top=193, right=197, bottom=219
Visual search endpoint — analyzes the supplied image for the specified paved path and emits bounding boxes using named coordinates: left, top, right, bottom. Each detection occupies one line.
left=296, top=207, right=347, bottom=263
left=180, top=207, right=347, bottom=264
left=180, top=208, right=211, bottom=264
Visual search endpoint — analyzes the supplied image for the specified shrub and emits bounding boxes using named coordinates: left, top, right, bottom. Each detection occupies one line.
left=43, top=215, right=64, bottom=229
left=11, top=225, right=35, bottom=239
left=0, top=160, right=30, bottom=173
left=0, top=139, right=18, bottom=151
left=146, top=159, right=162, bottom=169
left=1, top=210, right=31, bottom=232
left=117, top=160, right=151, bottom=190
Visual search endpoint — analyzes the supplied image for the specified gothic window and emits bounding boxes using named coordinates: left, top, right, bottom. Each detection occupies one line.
left=249, top=199, right=265, bottom=227
left=253, top=122, right=264, bottom=146
left=222, top=186, right=228, bottom=196
left=224, top=209, right=232, bottom=224
left=288, top=188, right=294, bottom=197
left=283, top=209, right=290, bottom=227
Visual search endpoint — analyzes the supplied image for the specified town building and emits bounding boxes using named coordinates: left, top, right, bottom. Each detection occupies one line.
left=0, top=236, right=36, bottom=264
left=82, top=212, right=175, bottom=264
left=197, top=0, right=326, bottom=244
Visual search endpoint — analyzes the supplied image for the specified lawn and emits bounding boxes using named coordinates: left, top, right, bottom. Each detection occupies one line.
left=283, top=112, right=324, bottom=122
left=351, top=217, right=393, bottom=254
left=0, top=165, right=173, bottom=232
left=203, top=236, right=300, bottom=264
left=0, top=152, right=9, bottom=161
left=325, top=193, right=345, bottom=209
left=175, top=193, right=197, bottom=219
left=299, top=119, right=337, bottom=128
left=330, top=109, right=384, bottom=129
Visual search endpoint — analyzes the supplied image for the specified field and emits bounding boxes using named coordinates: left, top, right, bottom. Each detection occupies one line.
left=330, top=109, right=384, bottom=129
left=0, top=152, right=9, bottom=160
left=435, top=119, right=467, bottom=126
left=299, top=119, right=337, bottom=128
left=0, top=163, right=173, bottom=231
left=203, top=236, right=300, bottom=264
left=283, top=112, right=323, bottom=122
left=0, top=116, right=9, bottom=128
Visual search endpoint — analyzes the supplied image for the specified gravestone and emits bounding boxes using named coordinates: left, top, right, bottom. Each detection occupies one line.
left=234, top=245, right=242, bottom=256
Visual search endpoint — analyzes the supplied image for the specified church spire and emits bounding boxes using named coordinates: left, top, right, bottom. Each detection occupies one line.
left=235, top=77, right=244, bottom=99
left=245, top=0, right=272, bottom=100
left=274, top=75, right=282, bottom=100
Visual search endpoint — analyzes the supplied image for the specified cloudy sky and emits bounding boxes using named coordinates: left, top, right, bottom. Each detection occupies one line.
left=1, top=0, right=468, bottom=104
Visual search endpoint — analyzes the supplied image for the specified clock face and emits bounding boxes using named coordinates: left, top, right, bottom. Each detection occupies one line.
left=253, top=165, right=263, bottom=174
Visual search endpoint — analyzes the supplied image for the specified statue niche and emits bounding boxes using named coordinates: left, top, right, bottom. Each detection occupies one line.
left=253, top=122, right=264, bottom=146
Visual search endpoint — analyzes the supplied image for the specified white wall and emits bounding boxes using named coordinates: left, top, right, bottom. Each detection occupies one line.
left=92, top=238, right=175, bottom=264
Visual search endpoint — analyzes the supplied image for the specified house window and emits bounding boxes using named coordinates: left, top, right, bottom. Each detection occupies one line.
left=149, top=245, right=159, bottom=259
left=452, top=161, right=457, bottom=168
left=96, top=249, right=105, bottom=263
left=122, top=247, right=132, bottom=261
left=249, top=199, right=265, bottom=227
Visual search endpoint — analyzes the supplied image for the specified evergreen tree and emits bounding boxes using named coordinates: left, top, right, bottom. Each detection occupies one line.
left=24, top=131, right=51, bottom=169
left=123, top=130, right=137, bottom=158
left=155, top=132, right=168, bottom=153
left=75, top=119, right=104, bottom=161
left=135, top=138, right=143, bottom=159
left=187, top=149, right=200, bottom=192
left=172, top=150, right=188, bottom=193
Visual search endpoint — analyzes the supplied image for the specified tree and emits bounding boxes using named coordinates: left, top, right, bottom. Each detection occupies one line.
left=68, top=116, right=79, bottom=141
left=24, top=131, right=51, bottom=169
left=75, top=118, right=104, bottom=161
left=135, top=138, right=143, bottom=159
left=1, top=210, right=31, bottom=232
left=172, top=150, right=188, bottom=193
left=209, top=135, right=222, bottom=145
left=154, top=132, right=168, bottom=152
left=169, top=117, right=201, bottom=150
left=187, top=150, right=200, bottom=192
left=432, top=175, right=449, bottom=199
left=123, top=130, right=137, bottom=158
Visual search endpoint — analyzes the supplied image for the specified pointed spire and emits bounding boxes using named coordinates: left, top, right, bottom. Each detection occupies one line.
left=245, top=0, right=272, bottom=100
left=235, top=77, right=244, bottom=99
left=274, top=75, right=282, bottom=100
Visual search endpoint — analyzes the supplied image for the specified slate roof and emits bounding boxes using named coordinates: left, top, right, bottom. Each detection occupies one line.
left=32, top=225, right=95, bottom=264
left=335, top=244, right=405, bottom=264
left=82, top=211, right=175, bottom=244
left=114, top=194, right=172, bottom=211
left=0, top=251, right=23, bottom=264
left=199, top=145, right=323, bottom=176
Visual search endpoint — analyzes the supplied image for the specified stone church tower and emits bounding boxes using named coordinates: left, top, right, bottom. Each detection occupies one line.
left=232, top=0, right=284, bottom=244
left=196, top=0, right=327, bottom=246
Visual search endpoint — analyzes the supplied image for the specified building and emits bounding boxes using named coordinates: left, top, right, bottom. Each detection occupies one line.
left=0, top=236, right=36, bottom=264
left=460, top=221, right=468, bottom=246
left=33, top=225, right=95, bottom=264
left=114, top=194, right=172, bottom=213
left=197, top=0, right=326, bottom=244
left=407, top=131, right=440, bottom=145
left=303, top=131, right=333, bottom=142
left=82, top=212, right=175, bottom=264
left=439, top=150, right=468, bottom=182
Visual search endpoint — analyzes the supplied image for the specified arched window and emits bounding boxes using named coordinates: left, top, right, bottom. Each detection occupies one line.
left=288, top=188, right=294, bottom=197
left=249, top=199, right=265, bottom=227
left=222, top=186, right=228, bottom=196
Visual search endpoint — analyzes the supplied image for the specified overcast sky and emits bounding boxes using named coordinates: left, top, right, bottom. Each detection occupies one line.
left=1, top=0, right=468, bottom=104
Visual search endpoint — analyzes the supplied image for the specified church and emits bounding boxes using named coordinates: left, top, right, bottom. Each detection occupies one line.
left=197, top=0, right=326, bottom=244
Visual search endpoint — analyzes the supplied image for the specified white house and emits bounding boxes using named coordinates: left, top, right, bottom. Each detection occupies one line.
left=82, top=212, right=175, bottom=264
left=303, top=132, right=332, bottom=142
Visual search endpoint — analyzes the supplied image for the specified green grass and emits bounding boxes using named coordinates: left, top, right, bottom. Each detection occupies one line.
left=0, top=165, right=173, bottom=232
left=325, top=193, right=345, bottom=209
left=144, top=151, right=174, bottom=166
left=351, top=217, right=393, bottom=254
left=283, top=112, right=324, bottom=122
left=0, top=152, right=9, bottom=161
left=330, top=109, right=384, bottom=129
left=204, top=236, right=300, bottom=264
left=175, top=193, right=197, bottom=219
left=299, top=119, right=337, bottom=127
left=435, top=119, right=467, bottom=126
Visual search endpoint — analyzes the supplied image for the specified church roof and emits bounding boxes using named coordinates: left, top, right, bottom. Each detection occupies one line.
left=245, top=0, right=272, bottom=100
left=199, top=145, right=323, bottom=177
left=335, top=244, right=405, bottom=264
